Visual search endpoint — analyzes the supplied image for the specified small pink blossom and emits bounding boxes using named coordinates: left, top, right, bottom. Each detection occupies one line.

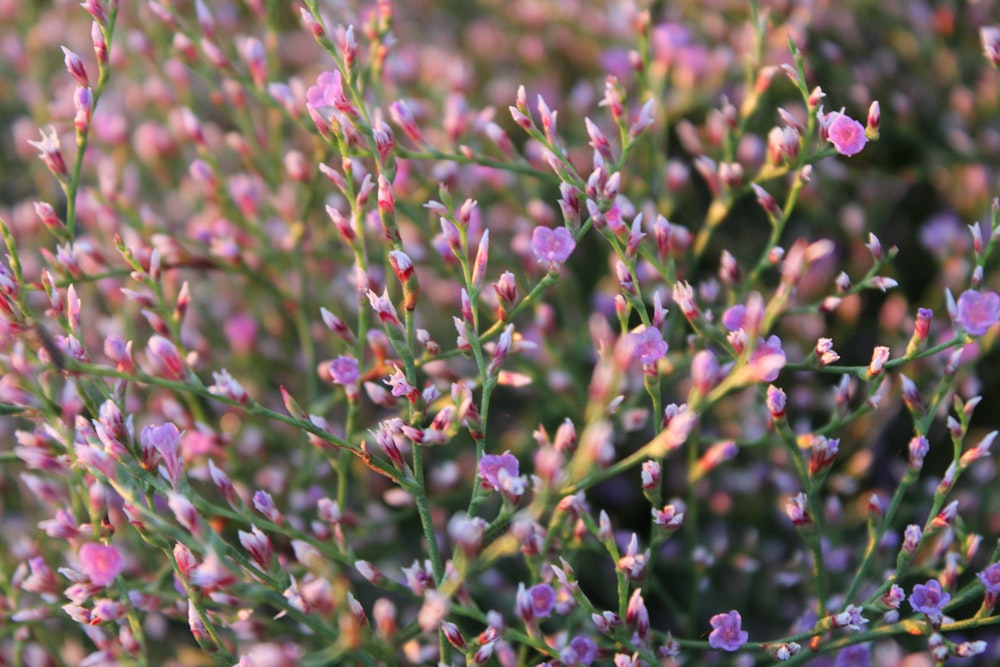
left=329, top=355, right=360, bottom=385
left=628, top=326, right=668, bottom=365
left=530, top=227, right=576, bottom=264
left=956, top=289, right=1000, bottom=336
left=748, top=336, right=786, bottom=383
left=826, top=112, right=867, bottom=156
left=79, top=543, right=123, bottom=587
left=479, top=451, right=519, bottom=491
left=306, top=70, right=353, bottom=116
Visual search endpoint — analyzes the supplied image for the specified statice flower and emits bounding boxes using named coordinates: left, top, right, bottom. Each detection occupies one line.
left=78, top=543, right=124, bottom=587
left=748, top=336, right=786, bottom=383
left=628, top=326, right=668, bottom=365
left=479, top=451, right=520, bottom=495
left=909, top=579, right=950, bottom=624
left=825, top=111, right=867, bottom=156
left=328, top=355, right=360, bottom=385
left=530, top=226, right=576, bottom=264
left=306, top=70, right=353, bottom=116
left=708, top=610, right=748, bottom=651
left=517, top=582, right=556, bottom=621
left=834, top=643, right=871, bottom=667
left=955, top=289, right=1000, bottom=336
left=974, top=561, right=1000, bottom=589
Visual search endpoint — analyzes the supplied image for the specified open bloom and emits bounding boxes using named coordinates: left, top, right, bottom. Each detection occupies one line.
left=708, top=610, right=748, bottom=651
left=956, top=289, right=1000, bottom=336
left=79, top=543, right=123, bottom=587
left=909, top=580, right=950, bottom=622
left=530, top=227, right=576, bottom=264
left=479, top=451, right=519, bottom=491
left=517, top=583, right=556, bottom=621
left=329, top=355, right=360, bottom=385
left=628, top=326, right=668, bottom=365
left=305, top=70, right=353, bottom=116
left=826, top=112, right=867, bottom=156
left=978, top=563, right=1000, bottom=594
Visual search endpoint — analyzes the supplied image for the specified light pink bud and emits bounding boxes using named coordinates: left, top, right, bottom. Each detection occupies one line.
left=786, top=492, right=811, bottom=526
left=167, top=492, right=199, bottom=533
left=61, top=46, right=89, bottom=87
left=752, top=183, right=781, bottom=217
left=146, top=335, right=185, bottom=380
left=866, top=101, right=880, bottom=139
left=238, top=525, right=273, bottom=570
left=867, top=346, right=890, bottom=377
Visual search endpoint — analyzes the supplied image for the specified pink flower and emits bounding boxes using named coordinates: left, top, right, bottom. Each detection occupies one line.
left=748, top=336, right=786, bottom=382
left=305, top=70, right=353, bottom=116
left=628, top=326, right=668, bottom=365
left=530, top=227, right=576, bottom=264
left=956, top=289, right=1000, bottom=336
left=826, top=112, right=867, bottom=156
left=479, top=451, right=519, bottom=491
left=79, top=543, right=123, bottom=587
left=329, top=355, right=360, bottom=385
left=708, top=610, right=748, bottom=651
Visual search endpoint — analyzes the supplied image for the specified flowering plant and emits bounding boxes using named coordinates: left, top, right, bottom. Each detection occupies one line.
left=2, top=0, right=1000, bottom=666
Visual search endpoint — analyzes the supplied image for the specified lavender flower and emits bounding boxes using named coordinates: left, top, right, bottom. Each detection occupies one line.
left=708, top=610, right=748, bottom=651
left=628, top=326, right=668, bottom=365
left=909, top=580, right=950, bottom=623
left=530, top=226, right=576, bottom=264
left=956, top=289, right=1000, bottom=336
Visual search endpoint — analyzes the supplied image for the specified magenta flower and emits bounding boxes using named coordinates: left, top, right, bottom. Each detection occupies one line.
left=530, top=227, right=576, bottom=264
left=909, top=579, right=950, bottom=621
left=329, top=355, right=360, bottom=385
left=479, top=451, right=519, bottom=491
left=628, top=326, right=669, bottom=365
left=956, top=289, right=1000, bottom=336
left=708, top=610, right=748, bottom=651
left=826, top=112, right=867, bottom=156
left=79, top=543, right=123, bottom=587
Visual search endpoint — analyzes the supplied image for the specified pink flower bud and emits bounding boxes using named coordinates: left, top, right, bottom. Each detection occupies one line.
left=146, top=335, right=185, bottom=380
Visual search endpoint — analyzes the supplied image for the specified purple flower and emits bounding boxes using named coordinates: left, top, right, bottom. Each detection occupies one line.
left=956, top=289, right=1000, bottom=336
left=834, top=644, right=871, bottom=667
left=708, top=610, right=748, bottom=651
left=329, top=355, right=360, bottom=385
left=721, top=304, right=745, bottom=331
left=479, top=451, right=519, bottom=491
left=978, top=563, right=1000, bottom=594
left=826, top=112, right=867, bottom=156
left=909, top=579, right=950, bottom=621
left=528, top=583, right=556, bottom=618
left=530, top=226, right=576, bottom=264
left=569, top=636, right=598, bottom=665
left=79, top=543, right=123, bottom=587
left=748, top=335, right=786, bottom=382
left=628, top=326, right=669, bottom=365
